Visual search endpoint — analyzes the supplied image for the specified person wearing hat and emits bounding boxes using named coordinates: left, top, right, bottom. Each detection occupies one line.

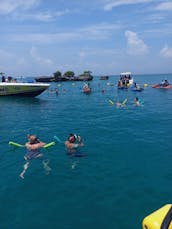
left=19, top=134, right=48, bottom=179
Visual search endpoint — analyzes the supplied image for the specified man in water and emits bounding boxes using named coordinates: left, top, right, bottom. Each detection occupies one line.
left=65, top=133, right=84, bottom=157
left=19, top=135, right=51, bottom=179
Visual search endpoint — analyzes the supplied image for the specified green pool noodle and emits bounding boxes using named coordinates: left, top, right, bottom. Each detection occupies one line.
left=43, top=141, right=56, bottom=148
left=9, top=141, right=25, bottom=147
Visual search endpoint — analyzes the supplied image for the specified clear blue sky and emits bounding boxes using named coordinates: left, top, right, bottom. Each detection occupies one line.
left=0, top=0, right=172, bottom=76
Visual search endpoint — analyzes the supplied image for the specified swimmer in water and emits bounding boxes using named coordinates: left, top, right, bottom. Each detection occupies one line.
left=65, top=133, right=84, bottom=157
left=19, top=134, right=51, bottom=179
left=134, top=97, right=141, bottom=106
left=116, top=99, right=127, bottom=107
left=116, top=101, right=123, bottom=107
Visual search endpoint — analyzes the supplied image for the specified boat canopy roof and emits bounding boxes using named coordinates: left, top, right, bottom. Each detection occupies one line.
left=120, top=72, right=132, bottom=76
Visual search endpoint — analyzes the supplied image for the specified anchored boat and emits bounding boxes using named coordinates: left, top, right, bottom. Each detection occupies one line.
left=117, top=72, right=134, bottom=89
left=0, top=82, right=50, bottom=97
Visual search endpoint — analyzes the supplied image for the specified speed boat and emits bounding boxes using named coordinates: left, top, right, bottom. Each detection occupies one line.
left=120, top=72, right=134, bottom=85
left=0, top=82, right=50, bottom=97
left=117, top=72, right=134, bottom=89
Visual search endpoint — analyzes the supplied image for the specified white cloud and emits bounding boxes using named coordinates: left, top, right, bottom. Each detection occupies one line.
left=80, top=23, right=120, bottom=39
left=30, top=46, right=54, bottom=66
left=13, top=32, right=81, bottom=44
left=160, top=45, right=172, bottom=58
left=125, top=30, right=149, bottom=55
left=103, top=0, right=152, bottom=11
left=12, top=22, right=120, bottom=44
left=0, top=49, right=28, bottom=74
left=13, top=9, right=70, bottom=22
left=155, top=2, right=172, bottom=11
left=78, top=48, right=119, bottom=57
left=0, top=0, right=40, bottom=15
left=0, top=49, right=14, bottom=59
left=144, top=13, right=166, bottom=24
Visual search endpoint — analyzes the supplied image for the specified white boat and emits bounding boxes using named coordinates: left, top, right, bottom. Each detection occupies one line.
left=120, top=72, right=133, bottom=85
left=0, top=82, right=50, bottom=97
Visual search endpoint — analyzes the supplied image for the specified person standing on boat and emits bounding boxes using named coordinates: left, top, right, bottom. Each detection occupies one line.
left=2, top=75, right=5, bottom=82
left=19, top=135, right=51, bottom=179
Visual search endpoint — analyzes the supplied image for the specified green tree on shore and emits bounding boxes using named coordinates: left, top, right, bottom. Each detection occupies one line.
left=79, top=70, right=92, bottom=76
left=53, top=71, right=62, bottom=80
left=63, top=71, right=75, bottom=78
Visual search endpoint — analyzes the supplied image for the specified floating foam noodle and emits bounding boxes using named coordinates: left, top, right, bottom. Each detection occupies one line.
left=9, top=141, right=25, bottom=147
left=54, top=136, right=63, bottom=143
left=109, top=100, right=114, bottom=105
left=9, top=141, right=55, bottom=149
left=122, top=99, right=127, bottom=105
left=43, top=141, right=55, bottom=148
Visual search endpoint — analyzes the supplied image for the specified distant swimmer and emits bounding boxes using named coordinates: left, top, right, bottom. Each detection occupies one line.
left=134, top=97, right=141, bottom=106
left=116, top=98, right=127, bottom=107
left=116, top=101, right=123, bottom=107
left=65, top=133, right=84, bottom=157
left=19, top=134, right=51, bottom=179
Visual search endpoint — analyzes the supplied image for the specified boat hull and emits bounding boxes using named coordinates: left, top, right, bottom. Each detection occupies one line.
left=100, top=76, right=109, bottom=80
left=0, top=83, right=50, bottom=97
left=152, top=84, right=172, bottom=89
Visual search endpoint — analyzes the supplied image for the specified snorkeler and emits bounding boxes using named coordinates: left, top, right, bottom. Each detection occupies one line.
left=65, top=133, right=84, bottom=157
left=19, top=134, right=51, bottom=179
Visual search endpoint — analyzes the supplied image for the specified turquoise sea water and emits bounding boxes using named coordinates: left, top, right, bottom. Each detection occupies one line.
left=0, top=74, right=172, bottom=229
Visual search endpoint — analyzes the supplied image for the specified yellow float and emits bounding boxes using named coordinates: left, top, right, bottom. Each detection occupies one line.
left=142, top=204, right=172, bottom=229
left=122, top=98, right=127, bottom=105
left=109, top=99, right=114, bottom=105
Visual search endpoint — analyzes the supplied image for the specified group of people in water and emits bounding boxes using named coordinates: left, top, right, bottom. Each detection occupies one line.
left=12, top=77, right=170, bottom=179
left=115, top=97, right=142, bottom=107
left=19, top=133, right=84, bottom=179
